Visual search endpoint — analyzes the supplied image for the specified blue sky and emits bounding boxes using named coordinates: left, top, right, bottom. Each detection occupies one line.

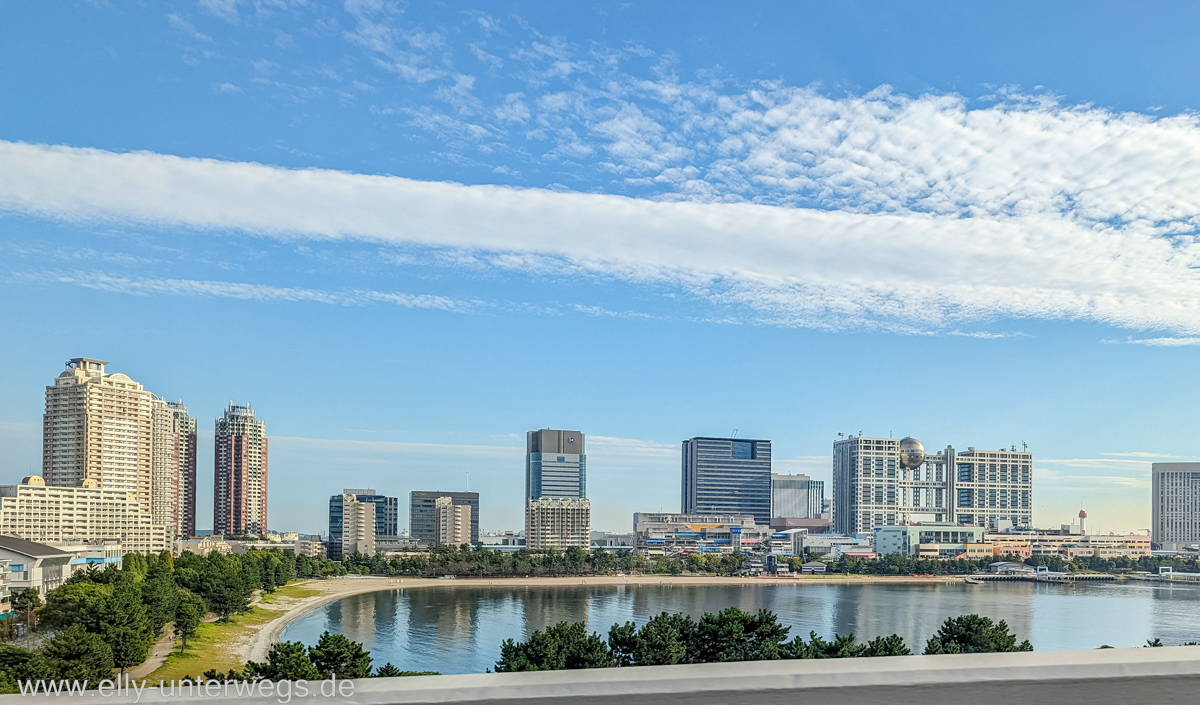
left=3, top=1, right=1200, bottom=535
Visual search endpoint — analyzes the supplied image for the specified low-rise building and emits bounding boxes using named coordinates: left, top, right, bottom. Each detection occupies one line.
left=180, top=536, right=232, bottom=556
left=632, top=512, right=768, bottom=556
left=0, top=536, right=72, bottom=596
left=873, top=524, right=986, bottom=557
left=0, top=476, right=170, bottom=555
left=295, top=539, right=326, bottom=557
left=53, top=540, right=123, bottom=575
left=804, top=534, right=871, bottom=557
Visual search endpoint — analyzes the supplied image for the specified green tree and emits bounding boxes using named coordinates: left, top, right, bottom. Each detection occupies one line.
left=609, top=612, right=694, bottom=666
left=789, top=631, right=865, bottom=659
left=0, top=644, right=46, bottom=687
left=495, top=622, right=617, bottom=672
left=106, top=625, right=149, bottom=675
left=373, top=663, right=403, bottom=677
left=244, top=641, right=320, bottom=681
left=10, top=589, right=42, bottom=630
left=30, top=625, right=114, bottom=684
left=923, top=615, right=1032, bottom=654
left=40, top=582, right=112, bottom=633
left=862, top=634, right=911, bottom=657
left=141, top=573, right=179, bottom=637
left=691, top=607, right=790, bottom=663
left=308, top=632, right=373, bottom=679
left=173, top=589, right=206, bottom=652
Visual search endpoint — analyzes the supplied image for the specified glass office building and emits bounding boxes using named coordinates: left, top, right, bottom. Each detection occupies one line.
left=681, top=437, right=772, bottom=525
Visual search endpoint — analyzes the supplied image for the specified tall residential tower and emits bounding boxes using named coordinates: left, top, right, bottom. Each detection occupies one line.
left=43, top=358, right=153, bottom=511
left=213, top=403, right=268, bottom=537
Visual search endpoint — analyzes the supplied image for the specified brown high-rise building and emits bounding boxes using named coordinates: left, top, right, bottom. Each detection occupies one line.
left=213, top=403, right=268, bottom=537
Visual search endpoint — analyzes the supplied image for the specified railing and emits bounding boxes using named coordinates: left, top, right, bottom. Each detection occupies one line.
left=8, top=646, right=1200, bottom=705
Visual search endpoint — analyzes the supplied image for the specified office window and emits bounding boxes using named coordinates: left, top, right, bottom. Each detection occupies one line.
left=958, top=489, right=972, bottom=507
left=731, top=441, right=753, bottom=459
left=958, top=464, right=973, bottom=481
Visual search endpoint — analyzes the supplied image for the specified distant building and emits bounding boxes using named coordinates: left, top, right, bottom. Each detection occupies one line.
left=0, top=475, right=170, bottom=554
left=833, top=435, right=1032, bottom=535
left=0, top=535, right=72, bottom=596
left=213, top=403, right=268, bottom=537
left=682, top=437, right=772, bottom=525
left=410, top=491, right=479, bottom=546
left=1153, top=463, right=1200, bottom=550
left=771, top=473, right=824, bottom=521
left=180, top=536, right=232, bottom=556
left=525, top=429, right=589, bottom=548
left=526, top=498, right=590, bottom=549
left=434, top=496, right=472, bottom=546
left=295, top=539, right=326, bottom=558
left=328, top=489, right=398, bottom=559
left=171, top=400, right=198, bottom=537
left=632, top=512, right=766, bottom=556
left=329, top=494, right=376, bottom=559
left=873, top=524, right=986, bottom=557
left=43, top=358, right=153, bottom=512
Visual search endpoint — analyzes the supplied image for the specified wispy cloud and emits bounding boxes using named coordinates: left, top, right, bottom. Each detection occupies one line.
left=22, top=270, right=473, bottom=311
left=6, top=140, right=1200, bottom=335
left=1104, top=336, right=1200, bottom=347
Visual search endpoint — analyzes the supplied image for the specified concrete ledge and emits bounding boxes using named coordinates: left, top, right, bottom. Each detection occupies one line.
left=6, top=646, right=1200, bottom=705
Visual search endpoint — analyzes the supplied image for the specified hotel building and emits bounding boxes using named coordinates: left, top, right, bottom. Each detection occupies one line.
left=1152, top=463, right=1200, bottom=550
left=525, top=429, right=590, bottom=549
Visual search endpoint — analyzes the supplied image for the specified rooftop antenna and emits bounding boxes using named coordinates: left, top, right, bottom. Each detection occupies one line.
left=731, top=429, right=738, bottom=438
left=465, top=472, right=470, bottom=492
left=1022, top=441, right=1028, bottom=452
left=838, top=432, right=845, bottom=439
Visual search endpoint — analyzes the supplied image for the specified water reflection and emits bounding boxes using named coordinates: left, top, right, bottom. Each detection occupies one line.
left=280, top=581, right=1200, bottom=674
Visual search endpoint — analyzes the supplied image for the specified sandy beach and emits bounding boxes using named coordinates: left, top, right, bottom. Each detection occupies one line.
left=239, top=572, right=962, bottom=663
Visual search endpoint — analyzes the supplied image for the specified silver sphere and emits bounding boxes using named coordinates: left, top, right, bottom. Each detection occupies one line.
left=898, top=437, right=925, bottom=469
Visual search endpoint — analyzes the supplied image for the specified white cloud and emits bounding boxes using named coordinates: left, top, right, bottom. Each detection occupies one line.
left=4, top=137, right=1200, bottom=334
left=1105, top=336, right=1200, bottom=347
left=26, top=270, right=472, bottom=311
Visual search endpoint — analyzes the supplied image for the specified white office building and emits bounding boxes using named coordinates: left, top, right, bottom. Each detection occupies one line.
left=833, top=435, right=1032, bottom=534
left=1152, top=463, right=1200, bottom=550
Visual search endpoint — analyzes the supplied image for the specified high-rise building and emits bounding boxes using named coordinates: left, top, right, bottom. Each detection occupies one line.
left=526, top=498, right=591, bottom=549
left=1152, top=463, right=1200, bottom=550
left=0, top=475, right=170, bottom=554
left=43, top=358, right=153, bottom=512
left=150, top=397, right=181, bottom=537
left=526, top=429, right=586, bottom=499
left=434, top=496, right=472, bottom=546
left=832, top=435, right=1033, bottom=535
left=682, top=437, right=772, bottom=525
left=213, top=403, right=268, bottom=537
left=410, top=491, right=479, bottom=546
left=771, top=473, right=825, bottom=520
left=328, top=489, right=398, bottom=559
left=525, top=429, right=589, bottom=548
left=170, top=400, right=198, bottom=537
left=328, top=493, right=375, bottom=559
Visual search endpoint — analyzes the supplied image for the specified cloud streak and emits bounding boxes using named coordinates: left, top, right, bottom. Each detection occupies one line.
left=3, top=130, right=1200, bottom=333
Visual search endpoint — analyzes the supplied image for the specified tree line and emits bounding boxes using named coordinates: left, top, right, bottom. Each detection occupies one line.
left=495, top=608, right=1033, bottom=671
left=199, top=631, right=435, bottom=682
left=0, top=548, right=344, bottom=691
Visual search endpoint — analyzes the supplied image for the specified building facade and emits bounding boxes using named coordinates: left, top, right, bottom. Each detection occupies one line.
left=328, top=489, right=398, bottom=557
left=1152, top=463, right=1200, bottom=550
left=410, top=491, right=479, bottom=546
left=682, top=437, right=772, bottom=525
left=333, top=494, right=376, bottom=559
left=526, top=498, right=591, bottom=549
left=43, top=358, right=154, bottom=512
left=526, top=429, right=586, bottom=499
left=833, top=435, right=1033, bottom=535
left=171, top=400, right=198, bottom=537
left=525, top=429, right=589, bottom=548
left=150, top=397, right=182, bottom=538
left=0, top=536, right=73, bottom=596
left=434, top=496, right=473, bottom=546
left=771, top=473, right=824, bottom=520
left=213, top=403, right=268, bottom=537
left=0, top=476, right=170, bottom=554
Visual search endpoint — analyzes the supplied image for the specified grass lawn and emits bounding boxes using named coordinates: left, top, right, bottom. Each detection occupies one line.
left=260, top=582, right=323, bottom=603
left=148, top=607, right=280, bottom=682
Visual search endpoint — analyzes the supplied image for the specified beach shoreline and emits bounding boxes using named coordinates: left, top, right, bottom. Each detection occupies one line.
left=240, top=572, right=963, bottom=663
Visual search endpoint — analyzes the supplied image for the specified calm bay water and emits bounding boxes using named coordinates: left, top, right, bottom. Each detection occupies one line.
left=280, top=580, right=1200, bottom=674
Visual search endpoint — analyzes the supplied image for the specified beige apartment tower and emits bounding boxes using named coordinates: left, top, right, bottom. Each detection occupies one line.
left=339, top=494, right=376, bottom=557
left=525, top=498, right=591, bottom=549
left=433, top=496, right=472, bottom=546
left=43, top=358, right=154, bottom=513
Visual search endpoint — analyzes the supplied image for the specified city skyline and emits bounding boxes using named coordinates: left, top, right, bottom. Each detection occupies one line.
left=5, top=4, right=1200, bottom=534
